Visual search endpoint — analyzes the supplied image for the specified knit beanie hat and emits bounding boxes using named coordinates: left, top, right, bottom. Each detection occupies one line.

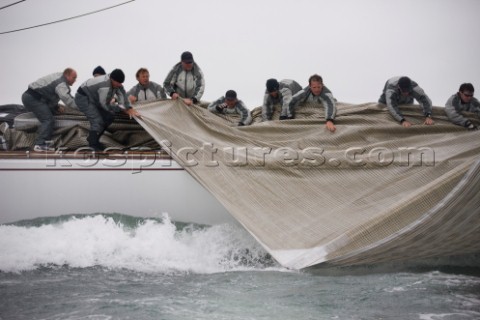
left=181, top=51, right=194, bottom=63
left=225, top=90, right=237, bottom=100
left=266, top=78, right=279, bottom=93
left=110, top=69, right=125, bottom=83
left=92, top=66, right=106, bottom=76
left=398, top=77, right=411, bottom=92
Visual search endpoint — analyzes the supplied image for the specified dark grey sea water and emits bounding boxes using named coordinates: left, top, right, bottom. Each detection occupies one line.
left=1, top=214, right=479, bottom=320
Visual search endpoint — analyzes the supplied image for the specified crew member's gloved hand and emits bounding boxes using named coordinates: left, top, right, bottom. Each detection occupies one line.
left=465, top=120, right=478, bottom=131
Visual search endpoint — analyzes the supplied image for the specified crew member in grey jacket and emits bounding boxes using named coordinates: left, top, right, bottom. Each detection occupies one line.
left=288, top=74, right=337, bottom=132
left=128, top=68, right=166, bottom=104
left=378, top=76, right=434, bottom=127
left=445, top=83, right=480, bottom=130
left=163, top=51, right=205, bottom=106
left=207, top=90, right=251, bottom=126
left=262, top=78, right=302, bottom=121
left=75, top=69, right=140, bottom=150
left=21, top=68, right=78, bottom=152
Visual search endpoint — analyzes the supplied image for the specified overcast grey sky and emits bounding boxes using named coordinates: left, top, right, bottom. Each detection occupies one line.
left=1, top=0, right=479, bottom=109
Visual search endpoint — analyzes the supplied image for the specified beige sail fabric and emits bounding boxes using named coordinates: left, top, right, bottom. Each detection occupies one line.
left=134, top=99, right=480, bottom=269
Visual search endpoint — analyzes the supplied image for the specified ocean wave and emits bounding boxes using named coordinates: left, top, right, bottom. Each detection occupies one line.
left=0, top=213, right=279, bottom=274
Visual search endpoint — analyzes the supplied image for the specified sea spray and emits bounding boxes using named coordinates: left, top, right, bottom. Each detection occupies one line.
left=0, top=213, right=276, bottom=274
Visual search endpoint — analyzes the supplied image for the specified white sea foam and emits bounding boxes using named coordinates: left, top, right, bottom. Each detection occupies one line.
left=419, top=313, right=473, bottom=320
left=0, top=214, right=277, bottom=274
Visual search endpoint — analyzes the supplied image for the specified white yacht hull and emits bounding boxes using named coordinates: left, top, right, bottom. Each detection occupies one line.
left=0, top=151, right=233, bottom=225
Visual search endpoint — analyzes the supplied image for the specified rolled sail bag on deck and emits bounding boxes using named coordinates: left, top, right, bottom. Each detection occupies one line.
left=0, top=104, right=27, bottom=127
left=13, top=108, right=89, bottom=131
left=8, top=105, right=159, bottom=150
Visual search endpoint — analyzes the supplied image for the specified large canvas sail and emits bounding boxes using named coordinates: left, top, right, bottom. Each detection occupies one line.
left=135, top=99, right=480, bottom=269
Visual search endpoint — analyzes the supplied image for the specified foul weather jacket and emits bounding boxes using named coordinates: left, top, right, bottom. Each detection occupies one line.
left=127, top=81, right=167, bottom=102
left=207, top=96, right=252, bottom=125
left=378, top=76, right=432, bottom=122
left=163, top=62, right=205, bottom=103
left=262, top=79, right=302, bottom=120
left=445, top=93, right=480, bottom=127
left=26, top=72, right=77, bottom=109
left=288, top=86, right=336, bottom=121
left=77, top=75, right=132, bottom=113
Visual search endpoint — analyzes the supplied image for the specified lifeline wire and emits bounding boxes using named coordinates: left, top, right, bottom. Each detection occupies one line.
left=0, top=0, right=135, bottom=35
